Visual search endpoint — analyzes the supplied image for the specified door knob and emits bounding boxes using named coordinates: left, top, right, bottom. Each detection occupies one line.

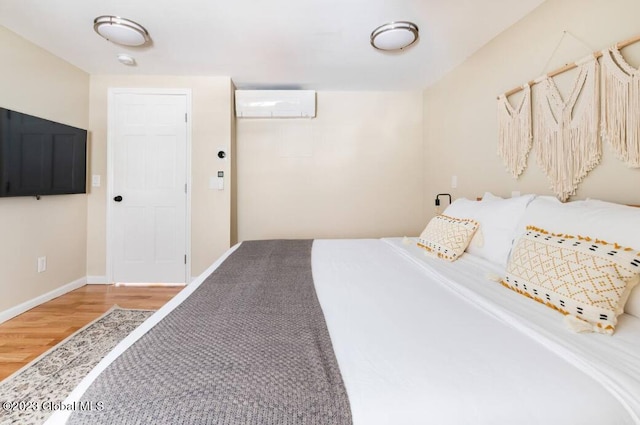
left=114, top=195, right=123, bottom=202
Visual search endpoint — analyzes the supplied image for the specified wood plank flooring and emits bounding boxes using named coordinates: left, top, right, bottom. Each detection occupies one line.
left=0, top=284, right=182, bottom=381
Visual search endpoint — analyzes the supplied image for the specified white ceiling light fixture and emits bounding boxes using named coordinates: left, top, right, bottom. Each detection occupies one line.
left=117, top=53, right=136, bottom=66
left=370, top=21, right=419, bottom=51
left=94, top=15, right=150, bottom=46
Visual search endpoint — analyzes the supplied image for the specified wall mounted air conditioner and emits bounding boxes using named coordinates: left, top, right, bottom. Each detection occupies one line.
left=235, top=90, right=316, bottom=118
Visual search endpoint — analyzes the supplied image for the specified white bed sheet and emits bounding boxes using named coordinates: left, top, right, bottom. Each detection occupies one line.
left=47, top=239, right=640, bottom=425
left=383, top=238, right=640, bottom=421
left=313, top=238, right=640, bottom=425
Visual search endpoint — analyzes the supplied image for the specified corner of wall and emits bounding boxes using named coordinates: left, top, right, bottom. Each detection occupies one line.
left=230, top=80, right=238, bottom=245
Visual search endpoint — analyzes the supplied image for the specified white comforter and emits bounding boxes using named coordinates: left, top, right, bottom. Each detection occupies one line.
left=48, top=238, right=640, bottom=425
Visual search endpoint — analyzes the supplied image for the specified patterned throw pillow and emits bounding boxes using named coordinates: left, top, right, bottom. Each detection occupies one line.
left=503, top=226, right=640, bottom=334
left=417, top=215, right=479, bottom=261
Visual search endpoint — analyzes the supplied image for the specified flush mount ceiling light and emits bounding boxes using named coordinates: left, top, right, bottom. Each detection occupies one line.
left=94, top=15, right=150, bottom=46
left=370, top=21, right=419, bottom=51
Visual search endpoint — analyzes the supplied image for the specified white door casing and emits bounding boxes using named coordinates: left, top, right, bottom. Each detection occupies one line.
left=107, top=89, right=191, bottom=284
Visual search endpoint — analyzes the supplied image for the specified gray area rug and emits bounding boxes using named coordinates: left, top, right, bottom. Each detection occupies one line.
left=0, top=307, right=154, bottom=425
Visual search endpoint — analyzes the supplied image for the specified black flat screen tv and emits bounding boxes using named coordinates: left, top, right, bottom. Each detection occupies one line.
left=0, top=107, right=87, bottom=198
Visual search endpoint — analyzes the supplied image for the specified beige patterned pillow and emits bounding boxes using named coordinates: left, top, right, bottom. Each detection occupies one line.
left=503, top=226, right=640, bottom=334
left=417, top=215, right=479, bottom=261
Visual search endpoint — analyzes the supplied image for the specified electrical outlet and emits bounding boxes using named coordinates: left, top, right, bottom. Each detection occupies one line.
left=37, top=256, right=47, bottom=273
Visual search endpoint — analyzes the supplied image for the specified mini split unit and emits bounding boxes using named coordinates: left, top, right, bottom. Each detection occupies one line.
left=234, top=90, right=316, bottom=118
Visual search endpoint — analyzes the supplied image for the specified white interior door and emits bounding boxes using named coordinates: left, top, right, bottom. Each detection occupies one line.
left=109, top=91, right=189, bottom=283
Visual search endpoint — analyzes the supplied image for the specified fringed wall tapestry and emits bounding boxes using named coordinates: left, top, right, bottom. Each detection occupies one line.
left=601, top=46, right=640, bottom=167
left=497, top=33, right=640, bottom=201
left=497, top=84, right=532, bottom=178
left=534, top=57, right=600, bottom=202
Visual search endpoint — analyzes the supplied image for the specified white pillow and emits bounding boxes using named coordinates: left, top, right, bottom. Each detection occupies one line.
left=581, top=199, right=640, bottom=249
left=514, top=197, right=584, bottom=241
left=515, top=197, right=640, bottom=249
left=443, top=194, right=535, bottom=267
left=481, top=191, right=503, bottom=202
left=442, top=198, right=481, bottom=220
left=626, top=285, right=640, bottom=318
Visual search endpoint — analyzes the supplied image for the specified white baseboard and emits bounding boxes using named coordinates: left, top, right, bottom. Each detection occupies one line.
left=114, top=282, right=186, bottom=287
left=0, top=277, right=87, bottom=324
left=86, top=275, right=109, bottom=284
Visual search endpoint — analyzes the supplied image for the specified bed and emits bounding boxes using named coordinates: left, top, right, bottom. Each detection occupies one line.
left=47, top=195, right=640, bottom=425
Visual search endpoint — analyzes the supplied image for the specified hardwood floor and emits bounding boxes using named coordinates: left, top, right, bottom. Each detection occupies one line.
left=0, top=284, right=182, bottom=381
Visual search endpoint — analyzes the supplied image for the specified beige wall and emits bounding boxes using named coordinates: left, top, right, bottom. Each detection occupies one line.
left=423, top=0, right=640, bottom=213
left=237, top=91, right=425, bottom=240
left=0, top=26, right=89, bottom=312
left=86, top=75, right=234, bottom=280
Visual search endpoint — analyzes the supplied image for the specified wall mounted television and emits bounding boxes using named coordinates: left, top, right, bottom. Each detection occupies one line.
left=0, top=107, right=87, bottom=198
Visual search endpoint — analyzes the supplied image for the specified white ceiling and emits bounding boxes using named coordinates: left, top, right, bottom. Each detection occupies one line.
left=0, top=0, right=545, bottom=91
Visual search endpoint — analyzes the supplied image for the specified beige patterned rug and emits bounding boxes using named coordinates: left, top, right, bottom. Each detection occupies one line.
left=0, top=307, right=154, bottom=425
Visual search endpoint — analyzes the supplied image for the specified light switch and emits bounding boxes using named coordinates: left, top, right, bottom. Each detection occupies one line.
left=209, top=174, right=224, bottom=190
left=91, top=175, right=101, bottom=187
left=451, top=175, right=458, bottom=188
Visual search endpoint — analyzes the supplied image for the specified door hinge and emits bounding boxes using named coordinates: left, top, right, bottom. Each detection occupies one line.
left=184, top=183, right=187, bottom=194
left=184, top=255, right=187, bottom=264
left=185, top=113, right=187, bottom=123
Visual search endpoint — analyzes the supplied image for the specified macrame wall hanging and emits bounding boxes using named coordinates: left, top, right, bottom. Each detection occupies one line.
left=534, top=57, right=600, bottom=202
left=497, top=33, right=640, bottom=201
left=600, top=46, right=640, bottom=167
left=497, top=84, right=532, bottom=178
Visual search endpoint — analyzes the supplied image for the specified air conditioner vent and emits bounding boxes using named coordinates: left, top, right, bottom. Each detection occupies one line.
left=235, top=90, right=316, bottom=118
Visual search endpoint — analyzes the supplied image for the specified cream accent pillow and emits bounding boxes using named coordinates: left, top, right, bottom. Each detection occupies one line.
left=514, top=197, right=640, bottom=318
left=503, top=226, right=640, bottom=334
left=417, top=215, right=479, bottom=262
